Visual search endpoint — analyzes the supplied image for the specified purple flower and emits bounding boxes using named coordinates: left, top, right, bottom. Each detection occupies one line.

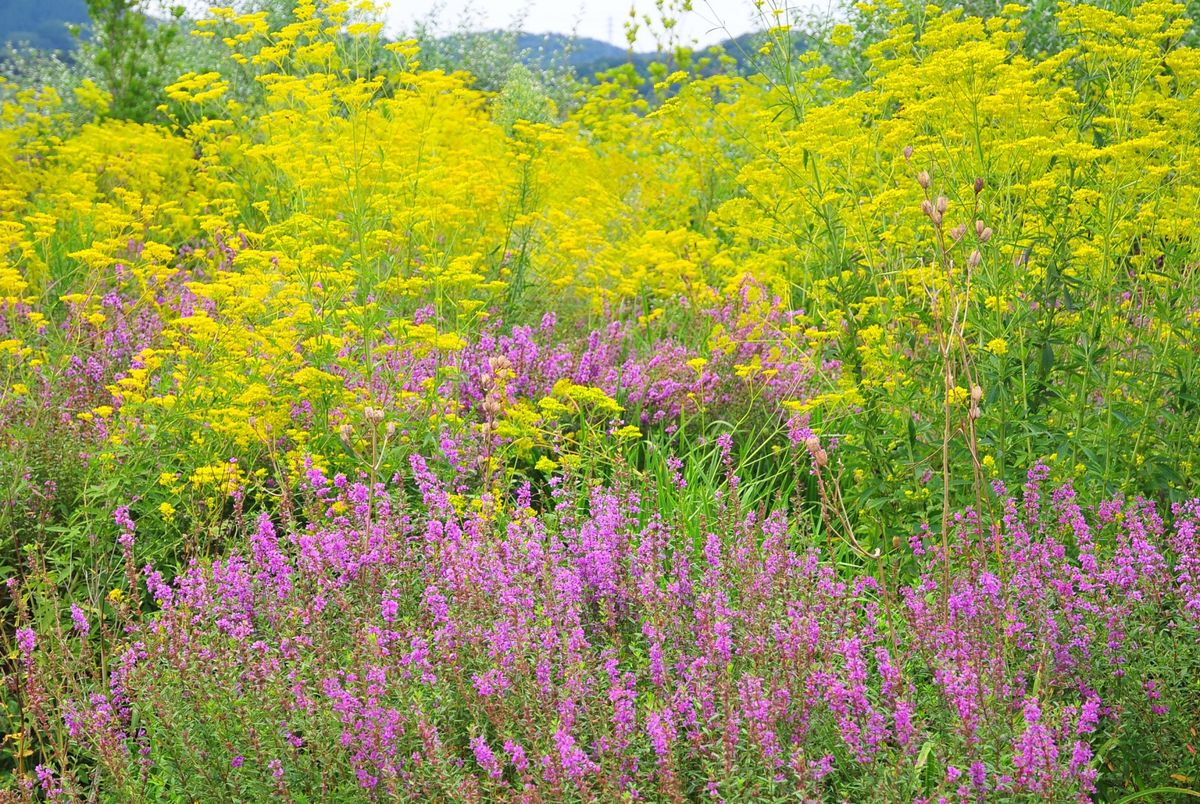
left=470, top=736, right=503, bottom=780
left=16, top=627, right=35, bottom=661
left=504, top=739, right=528, bottom=773
left=70, top=604, right=90, bottom=636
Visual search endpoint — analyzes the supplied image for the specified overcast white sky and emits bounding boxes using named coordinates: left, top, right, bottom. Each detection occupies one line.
left=382, top=0, right=815, bottom=49
left=167, top=1, right=835, bottom=49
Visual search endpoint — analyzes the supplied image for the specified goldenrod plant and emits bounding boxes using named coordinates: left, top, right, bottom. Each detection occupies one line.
left=2, top=0, right=1200, bottom=799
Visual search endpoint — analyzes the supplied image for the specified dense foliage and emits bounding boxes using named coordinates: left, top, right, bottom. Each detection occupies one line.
left=2, top=0, right=1199, bottom=800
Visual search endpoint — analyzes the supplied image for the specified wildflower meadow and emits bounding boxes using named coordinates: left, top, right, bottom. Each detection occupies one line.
left=2, top=0, right=1200, bottom=800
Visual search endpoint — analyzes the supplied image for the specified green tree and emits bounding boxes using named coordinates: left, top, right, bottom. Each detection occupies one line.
left=78, top=0, right=182, bottom=122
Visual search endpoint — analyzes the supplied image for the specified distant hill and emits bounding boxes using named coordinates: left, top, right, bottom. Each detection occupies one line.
left=0, top=4, right=776, bottom=78
left=509, top=30, right=779, bottom=79
left=514, top=32, right=627, bottom=69
left=0, top=0, right=88, bottom=52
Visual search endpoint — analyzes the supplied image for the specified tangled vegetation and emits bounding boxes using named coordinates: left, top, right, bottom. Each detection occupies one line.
left=2, top=0, right=1199, bottom=799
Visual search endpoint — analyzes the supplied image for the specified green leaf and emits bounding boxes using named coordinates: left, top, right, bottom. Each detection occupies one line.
left=1114, top=787, right=1200, bottom=803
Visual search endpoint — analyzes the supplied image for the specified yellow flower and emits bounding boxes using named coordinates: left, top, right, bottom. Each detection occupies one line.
left=985, top=338, right=1009, bottom=356
left=946, top=386, right=970, bottom=406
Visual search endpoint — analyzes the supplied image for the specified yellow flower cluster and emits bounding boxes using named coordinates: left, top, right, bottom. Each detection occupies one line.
left=2, top=0, right=1197, bottom=506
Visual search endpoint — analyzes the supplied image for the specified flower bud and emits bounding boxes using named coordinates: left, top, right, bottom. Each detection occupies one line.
left=971, top=384, right=983, bottom=402
left=979, top=227, right=993, bottom=243
left=935, top=195, right=949, bottom=215
left=967, top=249, right=981, bottom=269
left=903, top=145, right=914, bottom=161
left=921, top=199, right=934, bottom=217
left=975, top=219, right=985, bottom=237
left=950, top=223, right=967, bottom=242
left=917, top=170, right=931, bottom=189
left=364, top=406, right=384, bottom=425
left=973, top=177, right=985, bottom=194
left=339, top=423, right=354, bottom=442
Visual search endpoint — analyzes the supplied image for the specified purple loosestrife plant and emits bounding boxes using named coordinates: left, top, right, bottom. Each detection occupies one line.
left=8, top=458, right=1200, bottom=800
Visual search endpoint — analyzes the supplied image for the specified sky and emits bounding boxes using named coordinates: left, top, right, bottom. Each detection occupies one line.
left=382, top=0, right=786, bottom=49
